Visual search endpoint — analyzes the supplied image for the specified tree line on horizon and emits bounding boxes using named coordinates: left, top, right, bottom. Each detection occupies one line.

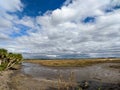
left=0, top=48, right=23, bottom=71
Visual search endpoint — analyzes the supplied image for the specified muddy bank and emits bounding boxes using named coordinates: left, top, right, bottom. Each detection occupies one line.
left=0, top=70, right=56, bottom=90
left=10, top=62, right=120, bottom=90
left=9, top=70, right=52, bottom=90
left=22, top=62, right=120, bottom=83
left=0, top=62, right=120, bottom=90
left=0, top=70, right=13, bottom=90
left=8, top=70, right=120, bottom=90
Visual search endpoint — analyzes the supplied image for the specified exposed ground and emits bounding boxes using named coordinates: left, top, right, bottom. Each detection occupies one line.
left=0, top=58, right=120, bottom=90
left=0, top=71, right=13, bottom=90
left=0, top=70, right=52, bottom=90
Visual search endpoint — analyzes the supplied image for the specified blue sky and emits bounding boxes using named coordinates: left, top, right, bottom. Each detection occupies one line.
left=21, top=0, right=66, bottom=17
left=0, top=0, right=120, bottom=59
left=9, top=0, right=66, bottom=38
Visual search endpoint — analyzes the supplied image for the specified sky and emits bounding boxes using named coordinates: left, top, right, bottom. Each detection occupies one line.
left=0, top=0, right=120, bottom=59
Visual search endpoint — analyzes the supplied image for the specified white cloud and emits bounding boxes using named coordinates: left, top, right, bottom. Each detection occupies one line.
left=0, top=17, right=12, bottom=28
left=0, top=0, right=23, bottom=12
left=0, top=0, right=120, bottom=58
left=15, top=16, right=35, bottom=28
left=0, top=0, right=23, bottom=36
left=0, top=0, right=24, bottom=51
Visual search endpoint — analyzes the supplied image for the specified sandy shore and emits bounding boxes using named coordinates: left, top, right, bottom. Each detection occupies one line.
left=0, top=70, right=55, bottom=90
left=10, top=71, right=56, bottom=90
left=0, top=70, right=13, bottom=90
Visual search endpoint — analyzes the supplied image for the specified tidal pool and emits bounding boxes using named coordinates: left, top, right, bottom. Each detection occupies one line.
left=21, top=62, right=120, bottom=83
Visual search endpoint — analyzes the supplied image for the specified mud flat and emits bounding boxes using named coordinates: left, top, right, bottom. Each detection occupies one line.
left=0, top=71, right=13, bottom=90
left=19, top=62, right=120, bottom=90
left=21, top=62, right=120, bottom=83
left=0, top=61, right=120, bottom=90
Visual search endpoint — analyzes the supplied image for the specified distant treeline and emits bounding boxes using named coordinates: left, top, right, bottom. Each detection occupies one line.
left=24, top=57, right=119, bottom=60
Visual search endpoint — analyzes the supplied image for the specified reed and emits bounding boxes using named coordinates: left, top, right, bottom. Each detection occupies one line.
left=55, top=70, right=78, bottom=90
left=25, top=58, right=120, bottom=67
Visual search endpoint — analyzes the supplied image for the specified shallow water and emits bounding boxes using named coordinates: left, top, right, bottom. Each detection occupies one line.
left=21, top=62, right=120, bottom=83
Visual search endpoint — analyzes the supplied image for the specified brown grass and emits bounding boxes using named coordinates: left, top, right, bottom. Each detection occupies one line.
left=24, top=58, right=120, bottom=67
left=56, top=71, right=77, bottom=90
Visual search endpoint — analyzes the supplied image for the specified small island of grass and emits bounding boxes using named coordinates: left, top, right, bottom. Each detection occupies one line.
left=25, top=58, right=120, bottom=67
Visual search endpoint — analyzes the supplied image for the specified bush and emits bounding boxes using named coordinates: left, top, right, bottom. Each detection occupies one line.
left=0, top=48, right=23, bottom=71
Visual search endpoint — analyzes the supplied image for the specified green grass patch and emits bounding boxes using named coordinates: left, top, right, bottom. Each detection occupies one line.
left=0, top=63, right=8, bottom=71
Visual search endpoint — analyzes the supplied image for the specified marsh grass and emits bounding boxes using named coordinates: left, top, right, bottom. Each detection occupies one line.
left=24, top=58, right=120, bottom=90
left=56, top=71, right=77, bottom=90
left=25, top=58, right=120, bottom=67
left=109, top=65, right=120, bottom=69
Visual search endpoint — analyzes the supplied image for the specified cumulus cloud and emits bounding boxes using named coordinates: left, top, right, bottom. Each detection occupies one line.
left=0, top=0, right=24, bottom=51
left=0, top=0, right=120, bottom=58
left=0, top=0, right=23, bottom=12
left=0, top=0, right=23, bottom=35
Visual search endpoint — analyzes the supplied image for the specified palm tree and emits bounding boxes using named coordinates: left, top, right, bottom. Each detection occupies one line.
left=5, top=53, right=23, bottom=70
left=0, top=48, right=23, bottom=70
left=0, top=48, right=8, bottom=64
left=0, top=48, right=7, bottom=58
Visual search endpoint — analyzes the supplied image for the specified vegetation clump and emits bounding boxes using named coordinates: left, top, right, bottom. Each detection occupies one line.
left=25, top=58, right=120, bottom=67
left=0, top=48, right=23, bottom=71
